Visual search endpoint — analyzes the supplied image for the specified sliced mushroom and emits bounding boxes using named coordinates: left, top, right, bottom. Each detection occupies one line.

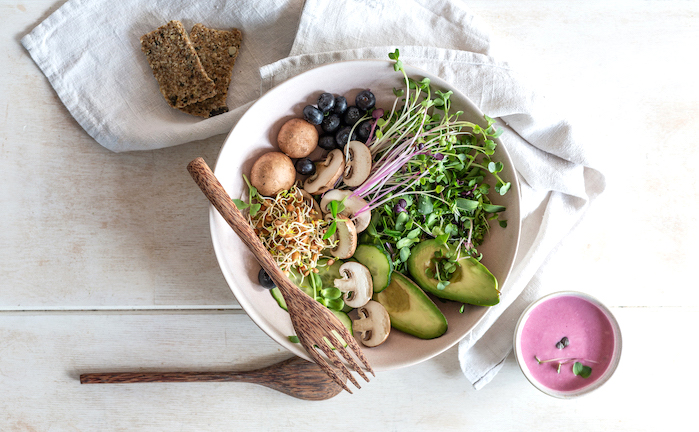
left=343, top=140, right=372, bottom=187
left=319, top=189, right=371, bottom=233
left=324, top=214, right=357, bottom=259
left=353, top=300, right=391, bottom=347
left=303, top=149, right=345, bottom=195
left=333, top=262, right=373, bottom=308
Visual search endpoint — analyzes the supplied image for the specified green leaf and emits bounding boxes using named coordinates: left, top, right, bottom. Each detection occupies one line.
left=312, top=272, right=323, bottom=291
left=406, top=227, right=422, bottom=239
left=395, top=211, right=409, bottom=231
left=399, top=246, right=411, bottom=262
left=417, top=195, right=433, bottom=215
left=573, top=362, right=592, bottom=378
left=323, top=221, right=337, bottom=240
left=396, top=237, right=415, bottom=249
left=482, top=204, right=506, bottom=213
left=436, top=281, right=450, bottom=290
left=328, top=199, right=345, bottom=218
left=288, top=336, right=300, bottom=343
left=232, top=199, right=249, bottom=210
left=321, top=287, right=342, bottom=300
left=455, top=198, right=479, bottom=212
left=435, top=233, right=449, bottom=244
left=497, top=182, right=511, bottom=195
left=249, top=203, right=261, bottom=217
left=325, top=298, right=345, bottom=311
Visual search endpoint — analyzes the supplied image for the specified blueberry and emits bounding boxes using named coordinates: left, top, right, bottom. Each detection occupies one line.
left=333, top=96, right=348, bottom=115
left=295, top=157, right=316, bottom=176
left=318, top=135, right=336, bottom=150
left=355, top=90, right=376, bottom=111
left=303, top=105, right=323, bottom=125
left=335, top=126, right=357, bottom=148
left=258, top=268, right=276, bottom=289
left=356, top=120, right=372, bottom=142
left=317, top=92, right=335, bottom=113
left=321, top=113, right=341, bottom=134
left=342, top=106, right=363, bottom=126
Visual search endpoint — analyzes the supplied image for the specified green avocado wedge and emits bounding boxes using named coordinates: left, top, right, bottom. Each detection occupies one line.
left=373, top=271, right=447, bottom=339
left=407, top=239, right=500, bottom=306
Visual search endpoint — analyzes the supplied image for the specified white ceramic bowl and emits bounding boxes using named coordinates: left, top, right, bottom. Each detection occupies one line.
left=514, top=291, right=622, bottom=398
left=210, top=59, right=521, bottom=371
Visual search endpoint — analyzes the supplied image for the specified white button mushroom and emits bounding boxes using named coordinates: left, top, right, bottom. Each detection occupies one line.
left=333, top=262, right=373, bottom=308
left=342, top=140, right=372, bottom=187
left=352, top=300, right=391, bottom=347
left=324, top=215, right=357, bottom=259
left=303, top=149, right=345, bottom=195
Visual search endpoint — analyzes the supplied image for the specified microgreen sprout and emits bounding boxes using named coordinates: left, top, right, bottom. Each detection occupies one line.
left=573, top=362, right=593, bottom=378
left=322, top=198, right=346, bottom=240
left=349, top=49, right=511, bottom=272
left=534, top=356, right=598, bottom=377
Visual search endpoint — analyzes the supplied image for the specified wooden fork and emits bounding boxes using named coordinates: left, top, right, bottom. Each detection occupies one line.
left=187, top=157, right=374, bottom=393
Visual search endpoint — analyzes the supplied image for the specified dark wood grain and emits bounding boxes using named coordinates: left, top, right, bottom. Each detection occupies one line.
left=80, top=357, right=344, bottom=401
left=185, top=157, right=374, bottom=394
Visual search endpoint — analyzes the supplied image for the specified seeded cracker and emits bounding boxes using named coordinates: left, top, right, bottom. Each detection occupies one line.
left=140, top=21, right=216, bottom=109
left=179, top=24, right=243, bottom=118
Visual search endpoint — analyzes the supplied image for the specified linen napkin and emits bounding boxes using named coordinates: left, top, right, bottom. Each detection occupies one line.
left=22, top=0, right=605, bottom=389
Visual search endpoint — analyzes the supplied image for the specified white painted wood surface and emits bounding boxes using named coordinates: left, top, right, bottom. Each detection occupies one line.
left=1, top=0, right=696, bottom=430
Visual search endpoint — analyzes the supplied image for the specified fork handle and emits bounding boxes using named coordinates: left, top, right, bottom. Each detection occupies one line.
left=187, top=157, right=290, bottom=290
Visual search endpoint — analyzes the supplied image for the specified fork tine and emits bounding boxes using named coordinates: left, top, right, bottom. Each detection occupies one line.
left=315, top=337, right=362, bottom=390
left=339, top=329, right=375, bottom=377
left=328, top=331, right=370, bottom=383
left=332, top=344, right=370, bottom=382
left=299, top=336, right=354, bottom=394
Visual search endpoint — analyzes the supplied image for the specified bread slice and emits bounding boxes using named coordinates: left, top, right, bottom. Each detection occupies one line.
left=178, top=24, right=243, bottom=118
left=140, top=21, right=216, bottom=108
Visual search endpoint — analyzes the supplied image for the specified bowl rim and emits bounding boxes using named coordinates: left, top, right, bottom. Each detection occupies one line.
left=210, top=58, right=522, bottom=370
left=513, top=290, right=623, bottom=398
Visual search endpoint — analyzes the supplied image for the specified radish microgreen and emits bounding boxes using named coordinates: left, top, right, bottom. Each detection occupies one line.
left=351, top=49, right=511, bottom=273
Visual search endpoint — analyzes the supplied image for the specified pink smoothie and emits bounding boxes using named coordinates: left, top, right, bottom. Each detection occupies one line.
left=519, top=294, right=618, bottom=393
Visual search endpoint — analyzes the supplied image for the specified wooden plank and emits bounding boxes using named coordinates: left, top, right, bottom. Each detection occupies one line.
left=0, top=307, right=693, bottom=431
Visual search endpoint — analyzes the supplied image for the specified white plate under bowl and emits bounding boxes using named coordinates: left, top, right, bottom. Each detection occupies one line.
left=210, top=59, right=521, bottom=371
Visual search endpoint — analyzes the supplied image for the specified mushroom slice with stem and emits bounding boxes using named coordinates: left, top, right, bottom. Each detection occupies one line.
left=333, top=262, right=373, bottom=308
left=303, top=149, right=345, bottom=195
left=324, top=214, right=357, bottom=259
left=342, top=140, right=372, bottom=187
left=353, top=300, right=391, bottom=347
left=320, top=189, right=370, bottom=233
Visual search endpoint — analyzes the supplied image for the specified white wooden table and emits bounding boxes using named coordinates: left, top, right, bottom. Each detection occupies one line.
left=2, top=1, right=696, bottom=430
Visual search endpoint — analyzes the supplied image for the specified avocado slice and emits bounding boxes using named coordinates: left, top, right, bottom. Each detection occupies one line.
left=407, top=239, right=500, bottom=306
left=373, top=271, right=447, bottom=339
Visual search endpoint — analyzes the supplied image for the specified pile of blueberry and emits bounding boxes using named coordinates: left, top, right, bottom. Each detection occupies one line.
left=303, top=90, right=376, bottom=151
left=292, top=90, right=377, bottom=177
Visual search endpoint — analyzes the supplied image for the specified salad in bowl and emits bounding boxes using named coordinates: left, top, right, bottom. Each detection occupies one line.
left=210, top=51, right=521, bottom=371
